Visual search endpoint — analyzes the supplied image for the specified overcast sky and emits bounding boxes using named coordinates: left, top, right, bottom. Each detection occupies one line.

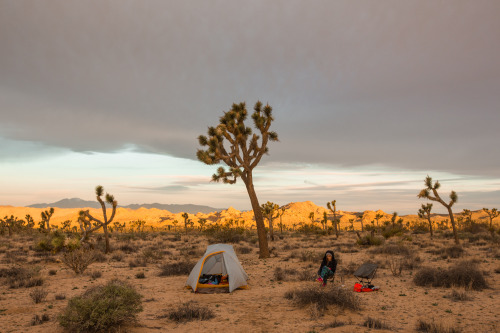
left=1, top=1, right=499, bottom=214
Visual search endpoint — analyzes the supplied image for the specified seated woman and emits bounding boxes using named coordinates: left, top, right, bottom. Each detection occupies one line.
left=316, top=250, right=337, bottom=286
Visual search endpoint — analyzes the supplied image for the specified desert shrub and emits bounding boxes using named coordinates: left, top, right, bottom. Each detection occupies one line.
left=55, top=294, right=66, bottom=300
left=34, top=231, right=67, bottom=253
left=236, top=245, right=252, bottom=254
left=31, top=314, right=50, bottom=326
left=448, top=289, right=472, bottom=302
left=285, top=285, right=360, bottom=313
left=129, top=258, right=148, bottom=268
left=58, top=279, right=143, bottom=332
left=135, top=272, right=145, bottom=279
left=111, top=252, right=124, bottom=262
left=416, top=319, right=462, bottom=333
left=166, top=301, right=215, bottom=322
left=382, top=225, right=404, bottom=239
left=356, top=234, right=384, bottom=246
left=495, top=267, right=500, bottom=274
left=119, top=243, right=138, bottom=254
left=61, top=248, right=96, bottom=275
left=48, top=269, right=57, bottom=276
left=1, top=266, right=44, bottom=288
left=90, top=271, right=102, bottom=279
left=444, top=245, right=464, bottom=259
left=273, top=267, right=299, bottom=281
left=29, top=287, right=48, bottom=303
left=413, top=261, right=488, bottom=290
left=93, top=251, right=107, bottom=263
left=363, top=317, right=390, bottom=329
left=369, top=243, right=410, bottom=255
left=158, top=260, right=194, bottom=276
left=205, top=228, right=245, bottom=244
left=297, top=250, right=322, bottom=262
left=411, top=222, right=430, bottom=234
left=322, top=320, right=345, bottom=328
left=142, top=248, right=164, bottom=263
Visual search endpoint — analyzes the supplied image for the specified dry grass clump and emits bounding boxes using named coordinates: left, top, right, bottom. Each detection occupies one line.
left=369, top=243, right=410, bottom=255
left=165, top=301, right=215, bottom=322
left=427, top=245, right=464, bottom=259
left=58, top=279, right=143, bottom=332
left=416, top=319, right=462, bottom=333
left=0, top=266, right=44, bottom=288
left=118, top=243, right=138, bottom=254
left=141, top=247, right=164, bottom=263
left=274, top=267, right=299, bottom=281
left=129, top=258, right=148, bottom=268
left=285, top=285, right=361, bottom=314
left=29, top=287, right=48, bottom=303
left=31, top=314, right=50, bottom=326
left=448, top=289, right=472, bottom=302
left=356, top=234, right=384, bottom=246
left=413, top=260, right=488, bottom=290
left=236, top=245, right=252, bottom=254
left=158, top=260, right=195, bottom=276
left=363, top=317, right=390, bottom=329
left=61, top=248, right=96, bottom=274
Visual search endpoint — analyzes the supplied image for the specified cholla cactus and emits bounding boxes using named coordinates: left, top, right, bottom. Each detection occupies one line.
left=418, top=175, right=459, bottom=244
left=418, top=203, right=434, bottom=238
left=197, top=101, right=278, bottom=259
left=41, top=208, right=55, bottom=232
left=78, top=185, right=117, bottom=253
left=483, top=208, right=499, bottom=229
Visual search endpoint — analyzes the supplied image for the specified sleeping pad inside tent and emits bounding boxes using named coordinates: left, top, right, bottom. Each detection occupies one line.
left=185, top=244, right=249, bottom=293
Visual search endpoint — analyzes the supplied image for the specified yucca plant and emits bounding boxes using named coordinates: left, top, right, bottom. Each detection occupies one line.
left=197, top=101, right=278, bottom=258
left=326, top=200, right=339, bottom=237
left=418, top=203, right=434, bottom=238
left=418, top=175, right=459, bottom=244
left=78, top=185, right=117, bottom=253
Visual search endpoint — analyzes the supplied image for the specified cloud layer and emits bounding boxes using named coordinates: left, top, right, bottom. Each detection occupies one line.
left=1, top=1, right=500, bottom=178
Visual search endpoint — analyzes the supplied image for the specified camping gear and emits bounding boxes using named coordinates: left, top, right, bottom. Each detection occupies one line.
left=353, top=263, right=379, bottom=292
left=186, top=244, right=248, bottom=293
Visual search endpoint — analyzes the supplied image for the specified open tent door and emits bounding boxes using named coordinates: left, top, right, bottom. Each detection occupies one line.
left=186, top=244, right=248, bottom=293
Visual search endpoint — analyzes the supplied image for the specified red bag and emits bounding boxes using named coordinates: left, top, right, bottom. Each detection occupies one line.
left=353, top=283, right=362, bottom=292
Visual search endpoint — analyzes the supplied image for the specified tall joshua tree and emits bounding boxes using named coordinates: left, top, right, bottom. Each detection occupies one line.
left=261, top=201, right=279, bottom=241
left=182, top=212, right=189, bottom=234
left=41, top=207, right=55, bottom=232
left=483, top=208, right=499, bottom=229
left=418, top=203, right=434, bottom=238
left=78, top=185, right=117, bottom=253
left=277, top=207, right=286, bottom=234
left=197, top=101, right=278, bottom=259
left=418, top=175, right=459, bottom=244
left=326, top=200, right=339, bottom=237
left=375, top=213, right=383, bottom=227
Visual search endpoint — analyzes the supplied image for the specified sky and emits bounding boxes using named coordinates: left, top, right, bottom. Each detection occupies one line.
left=1, top=1, right=499, bottom=214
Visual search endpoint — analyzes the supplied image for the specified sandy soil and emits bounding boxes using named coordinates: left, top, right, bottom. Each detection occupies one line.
left=1, top=231, right=499, bottom=333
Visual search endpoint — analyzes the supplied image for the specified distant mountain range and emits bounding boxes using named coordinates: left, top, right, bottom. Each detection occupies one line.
left=27, top=198, right=224, bottom=214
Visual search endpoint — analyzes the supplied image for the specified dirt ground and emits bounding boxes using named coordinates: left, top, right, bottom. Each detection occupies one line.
left=1, top=231, right=499, bottom=333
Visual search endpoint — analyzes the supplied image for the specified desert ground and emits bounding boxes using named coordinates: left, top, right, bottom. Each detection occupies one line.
left=1, top=216, right=499, bottom=333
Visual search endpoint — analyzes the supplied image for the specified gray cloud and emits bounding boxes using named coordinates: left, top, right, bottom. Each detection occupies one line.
left=1, top=1, right=500, bottom=177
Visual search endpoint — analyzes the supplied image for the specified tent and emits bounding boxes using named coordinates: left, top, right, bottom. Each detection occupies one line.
left=186, top=244, right=249, bottom=293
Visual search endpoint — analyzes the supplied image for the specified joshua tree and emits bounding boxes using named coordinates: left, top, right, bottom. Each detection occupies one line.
left=172, top=220, right=178, bottom=232
left=198, top=218, right=207, bottom=231
left=277, top=207, right=286, bottom=234
left=326, top=200, right=339, bottom=237
left=25, top=214, right=35, bottom=229
left=61, top=220, right=72, bottom=232
left=375, top=213, right=383, bottom=227
left=322, top=212, right=329, bottom=231
left=41, top=207, right=55, bottom=232
left=483, top=208, right=499, bottom=229
left=391, top=212, right=398, bottom=228
left=181, top=213, right=189, bottom=234
left=418, top=175, right=459, bottom=244
left=197, top=101, right=278, bottom=258
left=359, top=216, right=364, bottom=232
left=261, top=201, right=279, bottom=241
left=418, top=203, right=434, bottom=238
left=461, top=209, right=473, bottom=227
left=309, top=212, right=315, bottom=225
left=78, top=185, right=117, bottom=253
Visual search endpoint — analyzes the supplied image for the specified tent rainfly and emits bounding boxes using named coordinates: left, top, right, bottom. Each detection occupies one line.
left=186, top=244, right=249, bottom=293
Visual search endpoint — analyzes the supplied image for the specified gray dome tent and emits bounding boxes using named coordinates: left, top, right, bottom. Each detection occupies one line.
left=185, top=244, right=249, bottom=293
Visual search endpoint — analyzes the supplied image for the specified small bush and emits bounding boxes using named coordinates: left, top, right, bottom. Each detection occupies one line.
left=58, top=279, right=143, bottom=332
left=236, top=246, right=252, bottom=254
left=356, top=235, right=384, bottom=246
left=449, top=289, right=472, bottom=302
left=55, top=294, right=66, bottom=300
left=1, top=266, right=44, bottom=289
left=48, top=269, right=57, bottom=276
left=135, top=272, right=145, bottom=279
left=61, top=248, right=96, bottom=274
left=273, top=267, right=299, bottom=281
left=119, top=243, right=138, bottom=254
left=129, top=258, right=147, bottom=268
left=363, top=317, right=390, bottom=329
left=90, top=271, right=102, bottom=279
left=158, top=260, right=194, bottom=277
left=111, top=252, right=124, bottom=262
left=413, top=261, right=488, bottom=290
left=29, top=287, right=48, bottom=303
left=167, top=301, right=215, bottom=322
left=285, top=285, right=360, bottom=313
left=416, top=319, right=462, bottom=333
left=31, top=314, right=50, bottom=326
left=369, top=243, right=410, bottom=255
left=444, top=245, right=464, bottom=259
left=142, top=248, right=164, bottom=263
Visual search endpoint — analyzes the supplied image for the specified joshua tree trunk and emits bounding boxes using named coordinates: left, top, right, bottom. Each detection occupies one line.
left=245, top=178, right=269, bottom=258
left=103, top=224, right=110, bottom=252
left=427, top=217, right=433, bottom=238
left=447, top=207, right=459, bottom=244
